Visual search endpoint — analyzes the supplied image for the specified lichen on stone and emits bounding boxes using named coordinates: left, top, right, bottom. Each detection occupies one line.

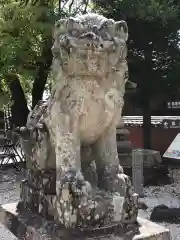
left=17, top=13, right=139, bottom=229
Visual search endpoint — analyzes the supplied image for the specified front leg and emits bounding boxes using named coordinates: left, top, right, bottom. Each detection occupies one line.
left=92, top=124, right=125, bottom=193
left=54, top=121, right=82, bottom=227
left=92, top=124, right=139, bottom=224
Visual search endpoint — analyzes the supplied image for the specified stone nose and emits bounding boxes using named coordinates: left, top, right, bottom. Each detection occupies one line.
left=79, top=32, right=97, bottom=40
left=86, top=42, right=104, bottom=50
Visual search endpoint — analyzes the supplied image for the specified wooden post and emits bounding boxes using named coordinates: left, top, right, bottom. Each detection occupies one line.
left=132, top=150, right=144, bottom=197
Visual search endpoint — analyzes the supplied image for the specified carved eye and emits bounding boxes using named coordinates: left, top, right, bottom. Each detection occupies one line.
left=71, top=30, right=78, bottom=36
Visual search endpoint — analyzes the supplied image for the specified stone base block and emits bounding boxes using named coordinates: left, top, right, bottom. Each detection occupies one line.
left=0, top=202, right=171, bottom=240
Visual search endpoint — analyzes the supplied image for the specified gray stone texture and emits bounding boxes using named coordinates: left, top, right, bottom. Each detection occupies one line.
left=0, top=202, right=171, bottom=240
left=0, top=13, right=171, bottom=240
left=16, top=13, right=138, bottom=229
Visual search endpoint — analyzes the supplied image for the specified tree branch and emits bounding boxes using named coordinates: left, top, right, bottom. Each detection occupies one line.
left=31, top=37, right=53, bottom=109
left=5, top=74, right=29, bottom=127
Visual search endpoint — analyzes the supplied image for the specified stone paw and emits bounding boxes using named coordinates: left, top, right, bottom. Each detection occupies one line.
left=78, top=196, right=112, bottom=227
left=115, top=173, right=129, bottom=196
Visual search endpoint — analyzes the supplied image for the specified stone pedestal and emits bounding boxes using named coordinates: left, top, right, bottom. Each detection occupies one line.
left=0, top=202, right=171, bottom=240
left=18, top=168, right=56, bottom=221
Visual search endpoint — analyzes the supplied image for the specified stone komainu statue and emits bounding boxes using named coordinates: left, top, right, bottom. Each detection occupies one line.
left=17, top=13, right=138, bottom=228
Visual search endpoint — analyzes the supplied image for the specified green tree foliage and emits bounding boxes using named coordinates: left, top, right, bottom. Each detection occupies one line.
left=93, top=0, right=180, bottom=148
left=0, top=1, right=53, bottom=83
left=0, top=0, right=55, bottom=125
left=0, top=0, right=91, bottom=126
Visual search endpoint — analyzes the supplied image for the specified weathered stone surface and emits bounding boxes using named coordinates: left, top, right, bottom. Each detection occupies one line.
left=0, top=202, right=171, bottom=240
left=14, top=13, right=140, bottom=229
left=18, top=175, right=139, bottom=228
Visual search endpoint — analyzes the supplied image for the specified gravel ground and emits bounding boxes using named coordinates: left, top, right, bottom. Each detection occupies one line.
left=140, top=169, right=180, bottom=239
left=1, top=168, right=180, bottom=239
left=0, top=168, right=24, bottom=240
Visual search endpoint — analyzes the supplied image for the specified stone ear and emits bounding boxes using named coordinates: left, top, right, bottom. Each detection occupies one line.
left=54, top=19, right=67, bottom=38
left=99, top=19, right=115, bottom=37
left=115, top=21, right=128, bottom=41
left=67, top=17, right=84, bottom=32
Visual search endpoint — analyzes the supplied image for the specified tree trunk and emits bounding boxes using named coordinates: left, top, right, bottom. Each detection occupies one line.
left=142, top=43, right=153, bottom=149
left=31, top=38, right=52, bottom=109
left=142, top=97, right=151, bottom=149
left=6, top=74, right=29, bottom=127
